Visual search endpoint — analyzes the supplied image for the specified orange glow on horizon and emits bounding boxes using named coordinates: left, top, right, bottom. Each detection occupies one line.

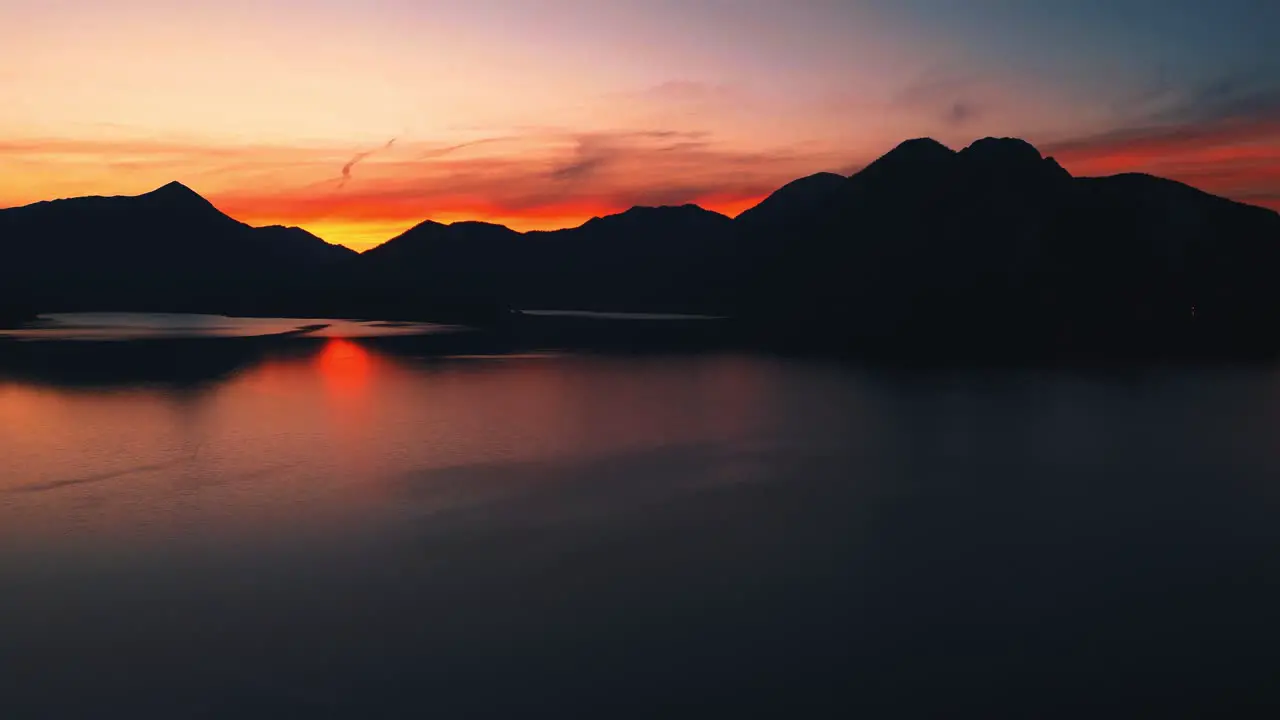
left=0, top=129, right=842, bottom=250
left=216, top=192, right=772, bottom=250
left=5, top=121, right=1278, bottom=256
left=1048, top=121, right=1280, bottom=211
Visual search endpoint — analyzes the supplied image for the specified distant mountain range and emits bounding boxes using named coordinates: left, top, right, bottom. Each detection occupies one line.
left=3, top=137, right=1279, bottom=355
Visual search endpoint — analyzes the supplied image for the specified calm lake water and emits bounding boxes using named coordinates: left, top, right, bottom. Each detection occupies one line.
left=3, top=319, right=1280, bottom=716
left=0, top=312, right=452, bottom=340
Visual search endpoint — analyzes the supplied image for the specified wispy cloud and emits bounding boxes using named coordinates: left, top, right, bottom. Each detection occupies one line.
left=417, top=137, right=509, bottom=160
left=338, top=137, right=396, bottom=189
left=548, top=135, right=610, bottom=183
left=545, top=130, right=711, bottom=184
left=1149, top=70, right=1280, bottom=126
left=218, top=128, right=836, bottom=225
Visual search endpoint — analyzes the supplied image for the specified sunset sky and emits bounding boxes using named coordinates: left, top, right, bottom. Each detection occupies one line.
left=2, top=0, right=1278, bottom=250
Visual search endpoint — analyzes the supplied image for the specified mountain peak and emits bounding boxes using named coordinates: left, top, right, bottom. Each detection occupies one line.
left=959, top=137, right=1071, bottom=180
left=735, top=172, right=848, bottom=226
left=860, top=138, right=957, bottom=179
left=448, top=220, right=518, bottom=232
left=893, top=137, right=955, bottom=155
left=135, top=181, right=227, bottom=215
left=960, top=137, right=1042, bottom=163
left=368, top=219, right=521, bottom=255
left=145, top=180, right=204, bottom=199
left=623, top=203, right=712, bottom=215
left=885, top=138, right=956, bottom=162
left=125, top=178, right=240, bottom=224
left=765, top=172, right=846, bottom=191
left=581, top=204, right=730, bottom=230
left=801, top=171, right=847, bottom=183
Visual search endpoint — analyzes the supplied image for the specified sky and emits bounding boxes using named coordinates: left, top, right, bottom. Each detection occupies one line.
left=1, top=0, right=1277, bottom=250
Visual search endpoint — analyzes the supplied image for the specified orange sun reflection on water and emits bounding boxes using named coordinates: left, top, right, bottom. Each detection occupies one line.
left=316, top=338, right=374, bottom=399
left=313, top=338, right=383, bottom=463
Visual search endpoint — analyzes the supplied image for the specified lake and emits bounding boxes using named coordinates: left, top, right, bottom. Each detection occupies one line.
left=3, top=317, right=1280, bottom=717
left=0, top=312, right=453, bottom=340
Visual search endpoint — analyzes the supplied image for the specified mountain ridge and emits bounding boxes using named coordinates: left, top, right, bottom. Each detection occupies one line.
left=4, top=135, right=1279, bottom=355
left=11, top=132, right=1274, bottom=251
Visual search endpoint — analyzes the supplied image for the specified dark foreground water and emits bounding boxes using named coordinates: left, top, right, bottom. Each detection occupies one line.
left=3, top=331, right=1280, bottom=717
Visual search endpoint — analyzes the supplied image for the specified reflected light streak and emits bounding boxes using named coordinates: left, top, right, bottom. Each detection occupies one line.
left=317, top=339, right=373, bottom=399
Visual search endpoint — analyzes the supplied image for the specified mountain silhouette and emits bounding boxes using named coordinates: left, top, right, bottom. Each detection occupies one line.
left=356, top=204, right=735, bottom=314
left=741, top=137, right=1280, bottom=356
left=3, top=138, right=1279, bottom=357
left=0, top=181, right=355, bottom=314
left=734, top=172, right=847, bottom=230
